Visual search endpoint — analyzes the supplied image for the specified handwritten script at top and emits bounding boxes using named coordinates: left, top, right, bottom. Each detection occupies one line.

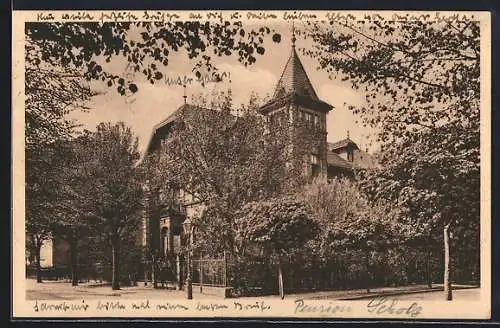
left=35, top=11, right=476, bottom=24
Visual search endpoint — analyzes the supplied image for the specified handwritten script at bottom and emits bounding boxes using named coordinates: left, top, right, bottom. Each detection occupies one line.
left=366, top=297, right=422, bottom=317
left=294, top=299, right=352, bottom=315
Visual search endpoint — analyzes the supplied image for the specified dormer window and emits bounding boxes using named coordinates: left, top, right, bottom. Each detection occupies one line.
left=347, top=144, right=354, bottom=162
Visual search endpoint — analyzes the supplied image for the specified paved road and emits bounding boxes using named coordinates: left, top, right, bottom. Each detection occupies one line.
left=25, top=280, right=218, bottom=300
left=380, top=288, right=480, bottom=301
left=25, top=279, right=480, bottom=301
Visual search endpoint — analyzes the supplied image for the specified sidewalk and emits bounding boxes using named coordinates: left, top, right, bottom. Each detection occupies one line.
left=26, top=279, right=224, bottom=300
left=255, top=284, right=479, bottom=300
left=26, top=279, right=479, bottom=301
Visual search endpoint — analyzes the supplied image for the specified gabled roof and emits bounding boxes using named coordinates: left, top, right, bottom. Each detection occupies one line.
left=154, top=103, right=190, bottom=130
left=326, top=147, right=378, bottom=171
left=328, top=138, right=359, bottom=152
left=143, top=103, right=193, bottom=156
left=142, top=104, right=236, bottom=159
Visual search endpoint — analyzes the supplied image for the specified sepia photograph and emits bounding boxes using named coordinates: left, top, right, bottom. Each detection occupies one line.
left=11, top=10, right=491, bottom=319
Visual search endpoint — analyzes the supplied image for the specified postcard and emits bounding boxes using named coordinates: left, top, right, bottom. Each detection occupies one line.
left=12, top=10, right=491, bottom=319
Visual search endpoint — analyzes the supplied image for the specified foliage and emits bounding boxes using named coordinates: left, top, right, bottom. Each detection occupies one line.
left=305, top=17, right=479, bottom=145
left=234, top=196, right=318, bottom=258
left=69, top=122, right=144, bottom=289
left=24, top=63, right=95, bottom=280
left=147, top=94, right=315, bottom=254
left=304, top=17, right=480, bottom=266
left=299, top=177, right=403, bottom=260
left=24, top=27, right=96, bottom=277
left=25, top=140, right=68, bottom=280
left=26, top=21, right=281, bottom=95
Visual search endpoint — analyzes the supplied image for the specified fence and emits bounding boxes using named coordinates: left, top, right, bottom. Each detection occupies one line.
left=192, top=255, right=228, bottom=287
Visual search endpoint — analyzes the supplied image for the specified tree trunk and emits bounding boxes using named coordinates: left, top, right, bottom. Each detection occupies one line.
left=443, top=224, right=452, bottom=300
left=111, top=238, right=120, bottom=290
left=365, top=251, right=370, bottom=293
left=35, top=243, right=42, bottom=283
left=152, top=254, right=157, bottom=289
left=278, top=260, right=284, bottom=300
left=426, top=249, right=432, bottom=289
left=69, top=241, right=78, bottom=286
left=176, top=254, right=182, bottom=290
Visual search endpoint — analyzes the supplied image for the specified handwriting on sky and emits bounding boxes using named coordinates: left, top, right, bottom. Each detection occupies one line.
left=35, top=11, right=475, bottom=23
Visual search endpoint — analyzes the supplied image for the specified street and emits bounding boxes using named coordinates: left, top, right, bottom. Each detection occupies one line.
left=380, top=288, right=480, bottom=301
left=25, top=279, right=481, bottom=301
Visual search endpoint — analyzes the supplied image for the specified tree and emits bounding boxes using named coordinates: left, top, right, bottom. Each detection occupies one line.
left=26, top=21, right=281, bottom=95
left=235, top=196, right=318, bottom=299
left=25, top=140, right=62, bottom=283
left=148, top=94, right=314, bottom=256
left=47, top=135, right=100, bottom=286
left=304, top=16, right=480, bottom=300
left=299, top=177, right=403, bottom=292
left=72, top=122, right=144, bottom=290
left=25, top=63, right=94, bottom=282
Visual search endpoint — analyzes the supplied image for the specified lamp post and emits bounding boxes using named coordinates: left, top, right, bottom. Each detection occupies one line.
left=183, top=219, right=194, bottom=300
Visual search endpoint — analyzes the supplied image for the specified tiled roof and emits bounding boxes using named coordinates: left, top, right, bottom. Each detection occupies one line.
left=272, top=47, right=320, bottom=101
left=258, top=47, right=333, bottom=115
left=143, top=104, right=197, bottom=156
left=326, top=148, right=378, bottom=170
left=153, top=103, right=190, bottom=130
left=143, top=104, right=237, bottom=157
left=327, top=152, right=352, bottom=169
left=328, top=138, right=359, bottom=151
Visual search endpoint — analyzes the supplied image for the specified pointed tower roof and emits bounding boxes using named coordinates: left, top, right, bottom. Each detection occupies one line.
left=258, top=32, right=333, bottom=115
left=272, top=46, right=320, bottom=101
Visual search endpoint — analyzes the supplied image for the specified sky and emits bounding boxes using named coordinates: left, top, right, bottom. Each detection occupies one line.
left=69, top=21, right=375, bottom=155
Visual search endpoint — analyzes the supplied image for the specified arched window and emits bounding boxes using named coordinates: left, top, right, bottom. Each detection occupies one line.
left=161, top=227, right=169, bottom=256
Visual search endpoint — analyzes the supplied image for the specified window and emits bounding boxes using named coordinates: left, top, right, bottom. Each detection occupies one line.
left=313, top=114, right=319, bottom=128
left=161, top=227, right=169, bottom=255
left=311, top=154, right=321, bottom=178
left=347, top=150, right=354, bottom=162
left=310, top=154, right=319, bottom=165
left=269, top=115, right=275, bottom=125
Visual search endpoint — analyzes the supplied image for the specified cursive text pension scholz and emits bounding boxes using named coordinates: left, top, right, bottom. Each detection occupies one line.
left=366, top=297, right=422, bottom=317
left=294, top=299, right=351, bottom=315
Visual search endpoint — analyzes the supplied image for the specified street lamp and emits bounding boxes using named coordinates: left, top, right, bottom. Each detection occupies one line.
left=183, top=218, right=194, bottom=300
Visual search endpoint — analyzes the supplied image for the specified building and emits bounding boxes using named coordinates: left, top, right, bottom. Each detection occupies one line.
left=32, top=32, right=376, bottom=281
left=140, top=34, right=377, bottom=259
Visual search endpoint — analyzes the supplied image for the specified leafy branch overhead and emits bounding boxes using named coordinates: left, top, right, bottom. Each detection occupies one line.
left=301, top=17, right=480, bottom=268
left=26, top=21, right=282, bottom=95
left=303, top=17, right=479, bottom=145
